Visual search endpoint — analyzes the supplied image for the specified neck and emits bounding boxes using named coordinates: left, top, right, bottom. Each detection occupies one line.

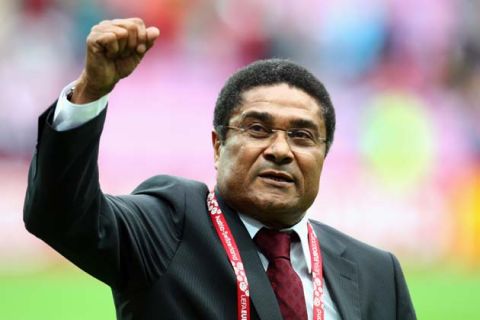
left=213, top=187, right=306, bottom=229
left=242, top=211, right=305, bottom=230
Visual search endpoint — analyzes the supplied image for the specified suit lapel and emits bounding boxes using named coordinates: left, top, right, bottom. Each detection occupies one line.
left=312, top=222, right=361, bottom=320
left=215, top=192, right=283, bottom=320
left=211, top=193, right=361, bottom=320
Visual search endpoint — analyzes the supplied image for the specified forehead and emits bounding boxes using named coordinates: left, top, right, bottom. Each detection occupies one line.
left=231, top=83, right=325, bottom=127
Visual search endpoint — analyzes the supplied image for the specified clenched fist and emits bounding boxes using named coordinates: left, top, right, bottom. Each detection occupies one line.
left=71, top=18, right=160, bottom=104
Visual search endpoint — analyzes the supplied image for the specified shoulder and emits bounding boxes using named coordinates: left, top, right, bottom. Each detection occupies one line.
left=130, top=175, right=209, bottom=209
left=310, top=220, right=394, bottom=266
left=309, top=221, right=416, bottom=318
left=133, top=174, right=209, bottom=195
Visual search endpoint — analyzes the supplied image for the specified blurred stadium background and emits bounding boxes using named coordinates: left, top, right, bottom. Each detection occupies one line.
left=1, top=0, right=479, bottom=319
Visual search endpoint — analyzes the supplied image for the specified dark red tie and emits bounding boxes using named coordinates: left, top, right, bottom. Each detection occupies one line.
left=254, top=228, right=308, bottom=320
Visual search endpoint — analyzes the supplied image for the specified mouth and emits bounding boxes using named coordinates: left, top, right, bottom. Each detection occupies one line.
left=258, top=170, right=295, bottom=184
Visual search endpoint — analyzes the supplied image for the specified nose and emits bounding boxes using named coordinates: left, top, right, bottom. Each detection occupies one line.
left=263, top=131, right=294, bottom=165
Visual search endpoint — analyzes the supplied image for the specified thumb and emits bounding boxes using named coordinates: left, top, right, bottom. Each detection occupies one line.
left=136, top=27, right=160, bottom=54
left=146, top=27, right=161, bottom=41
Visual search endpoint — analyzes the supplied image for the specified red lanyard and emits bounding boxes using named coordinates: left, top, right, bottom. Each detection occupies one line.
left=207, top=191, right=324, bottom=320
left=208, top=191, right=250, bottom=320
left=308, top=222, right=325, bottom=320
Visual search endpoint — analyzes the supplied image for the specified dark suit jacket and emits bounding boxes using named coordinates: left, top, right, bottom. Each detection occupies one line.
left=24, top=103, right=416, bottom=320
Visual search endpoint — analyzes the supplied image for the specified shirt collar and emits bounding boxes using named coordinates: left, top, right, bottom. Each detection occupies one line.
left=238, top=212, right=312, bottom=273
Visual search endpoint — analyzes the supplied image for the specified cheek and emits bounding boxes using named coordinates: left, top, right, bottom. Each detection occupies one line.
left=298, top=154, right=324, bottom=190
left=218, top=144, right=256, bottom=186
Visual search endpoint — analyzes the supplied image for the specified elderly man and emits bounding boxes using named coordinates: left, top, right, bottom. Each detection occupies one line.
left=24, top=18, right=416, bottom=320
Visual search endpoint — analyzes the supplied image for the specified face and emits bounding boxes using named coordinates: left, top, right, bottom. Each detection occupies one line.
left=212, top=83, right=327, bottom=228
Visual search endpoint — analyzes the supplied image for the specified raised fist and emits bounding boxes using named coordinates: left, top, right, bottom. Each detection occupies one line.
left=72, top=18, right=160, bottom=104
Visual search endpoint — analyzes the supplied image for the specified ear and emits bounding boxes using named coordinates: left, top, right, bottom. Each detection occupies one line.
left=212, top=130, right=222, bottom=170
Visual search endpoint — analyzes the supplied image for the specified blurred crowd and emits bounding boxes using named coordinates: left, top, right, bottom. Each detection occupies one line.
left=0, top=0, right=479, bottom=268
left=0, top=0, right=479, bottom=155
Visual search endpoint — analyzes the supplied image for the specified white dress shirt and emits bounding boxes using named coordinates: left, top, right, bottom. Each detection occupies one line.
left=238, top=213, right=339, bottom=320
left=53, top=83, right=340, bottom=319
left=52, top=82, right=109, bottom=131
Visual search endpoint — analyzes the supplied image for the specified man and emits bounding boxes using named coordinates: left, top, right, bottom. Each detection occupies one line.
left=24, top=18, right=416, bottom=320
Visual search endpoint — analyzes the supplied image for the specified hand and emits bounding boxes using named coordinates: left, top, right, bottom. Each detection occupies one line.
left=72, top=18, right=160, bottom=104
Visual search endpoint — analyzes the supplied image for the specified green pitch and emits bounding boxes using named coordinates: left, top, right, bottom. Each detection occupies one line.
left=1, top=264, right=479, bottom=319
left=0, top=265, right=115, bottom=320
left=407, top=265, right=480, bottom=319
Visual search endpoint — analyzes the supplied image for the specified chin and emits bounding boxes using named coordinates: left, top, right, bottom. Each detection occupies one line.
left=249, top=194, right=306, bottom=221
left=254, top=195, right=295, bottom=212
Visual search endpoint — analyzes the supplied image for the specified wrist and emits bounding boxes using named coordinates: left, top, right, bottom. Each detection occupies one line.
left=70, top=73, right=113, bottom=104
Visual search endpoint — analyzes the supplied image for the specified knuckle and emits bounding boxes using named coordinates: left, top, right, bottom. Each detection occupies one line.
left=117, top=28, right=128, bottom=36
left=130, top=17, right=144, bottom=25
left=86, top=32, right=100, bottom=44
left=125, top=23, right=137, bottom=32
left=99, top=20, right=111, bottom=26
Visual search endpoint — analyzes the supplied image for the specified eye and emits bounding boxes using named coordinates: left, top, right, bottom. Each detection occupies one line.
left=288, top=129, right=316, bottom=143
left=246, top=123, right=270, bottom=138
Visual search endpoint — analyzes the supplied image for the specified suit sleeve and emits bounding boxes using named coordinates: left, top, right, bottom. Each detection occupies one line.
left=23, top=102, right=184, bottom=291
left=390, top=253, right=417, bottom=320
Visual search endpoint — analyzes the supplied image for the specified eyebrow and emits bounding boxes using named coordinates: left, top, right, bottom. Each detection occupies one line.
left=289, top=119, right=320, bottom=132
left=240, top=111, right=273, bottom=123
left=239, top=111, right=320, bottom=133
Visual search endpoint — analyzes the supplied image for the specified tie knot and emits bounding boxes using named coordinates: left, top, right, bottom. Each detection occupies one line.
left=254, top=228, right=292, bottom=261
